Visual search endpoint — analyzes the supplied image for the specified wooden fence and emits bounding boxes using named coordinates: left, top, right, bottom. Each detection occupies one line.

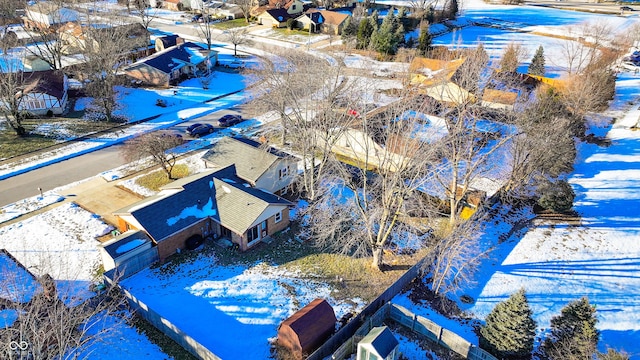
left=104, top=272, right=222, bottom=360
left=327, top=302, right=497, bottom=360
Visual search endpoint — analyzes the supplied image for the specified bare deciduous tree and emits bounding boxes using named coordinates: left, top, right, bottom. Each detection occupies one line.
left=196, top=2, right=216, bottom=50
left=0, top=252, right=128, bottom=360
left=245, top=49, right=360, bottom=200
left=122, top=131, right=185, bottom=179
left=224, top=27, right=252, bottom=56
left=227, top=0, right=255, bottom=23
left=0, top=62, right=28, bottom=136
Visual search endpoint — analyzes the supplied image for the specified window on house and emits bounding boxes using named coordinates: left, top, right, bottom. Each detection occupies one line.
left=275, top=211, right=282, bottom=223
left=248, top=224, right=260, bottom=242
left=291, top=4, right=296, bottom=10
left=279, top=166, right=289, bottom=179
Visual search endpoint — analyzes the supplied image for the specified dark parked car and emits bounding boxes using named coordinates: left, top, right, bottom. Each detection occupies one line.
left=186, top=123, right=203, bottom=134
left=188, top=124, right=215, bottom=137
left=217, top=114, right=243, bottom=127
left=621, top=6, right=634, bottom=11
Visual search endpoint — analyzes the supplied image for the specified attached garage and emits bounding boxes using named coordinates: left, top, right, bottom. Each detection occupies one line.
left=277, top=298, right=337, bottom=359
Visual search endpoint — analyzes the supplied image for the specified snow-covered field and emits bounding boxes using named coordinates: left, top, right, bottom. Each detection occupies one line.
left=122, top=254, right=365, bottom=360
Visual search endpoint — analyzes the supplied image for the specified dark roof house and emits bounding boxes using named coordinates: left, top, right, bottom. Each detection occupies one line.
left=114, top=165, right=293, bottom=259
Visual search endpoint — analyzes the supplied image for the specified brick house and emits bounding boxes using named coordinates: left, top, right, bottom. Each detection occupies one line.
left=124, top=41, right=218, bottom=87
left=113, top=165, right=293, bottom=259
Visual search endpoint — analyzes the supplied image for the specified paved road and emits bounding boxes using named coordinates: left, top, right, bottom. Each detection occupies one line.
left=0, top=145, right=127, bottom=207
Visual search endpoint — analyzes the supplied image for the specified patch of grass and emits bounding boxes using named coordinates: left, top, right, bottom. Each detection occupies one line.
left=130, top=315, right=198, bottom=360
left=212, top=18, right=250, bottom=30
left=0, top=129, right=56, bottom=159
left=135, top=164, right=190, bottom=191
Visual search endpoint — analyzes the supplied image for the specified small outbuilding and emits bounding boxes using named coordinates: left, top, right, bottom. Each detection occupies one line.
left=277, top=298, right=337, bottom=359
left=356, top=326, right=400, bottom=360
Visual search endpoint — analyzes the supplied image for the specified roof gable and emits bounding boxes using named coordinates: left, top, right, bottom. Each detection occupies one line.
left=126, top=42, right=212, bottom=75
left=114, top=166, right=292, bottom=240
left=202, top=137, right=294, bottom=184
left=360, top=326, right=398, bottom=358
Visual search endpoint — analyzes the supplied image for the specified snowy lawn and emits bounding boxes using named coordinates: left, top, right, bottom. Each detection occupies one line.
left=122, top=252, right=365, bottom=360
left=0, top=202, right=112, bottom=303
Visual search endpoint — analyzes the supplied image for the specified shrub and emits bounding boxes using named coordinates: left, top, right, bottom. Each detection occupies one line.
left=537, top=180, right=575, bottom=212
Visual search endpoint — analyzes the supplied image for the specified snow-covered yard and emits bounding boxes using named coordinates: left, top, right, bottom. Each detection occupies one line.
left=122, top=253, right=365, bottom=360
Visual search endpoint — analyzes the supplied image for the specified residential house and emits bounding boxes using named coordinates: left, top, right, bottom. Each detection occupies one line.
left=409, top=57, right=477, bottom=105
left=124, top=42, right=218, bottom=87
left=58, top=22, right=150, bottom=56
left=23, top=1, right=79, bottom=30
left=1, top=70, right=69, bottom=116
left=255, top=0, right=307, bottom=26
left=201, top=136, right=299, bottom=195
left=154, top=34, right=183, bottom=52
left=356, top=326, right=400, bottom=360
left=296, top=10, right=350, bottom=35
left=113, top=165, right=293, bottom=259
left=162, top=0, right=183, bottom=11
left=211, top=4, right=245, bottom=20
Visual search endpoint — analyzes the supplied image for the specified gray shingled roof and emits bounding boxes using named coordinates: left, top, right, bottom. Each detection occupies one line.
left=113, top=166, right=292, bottom=241
left=201, top=137, right=290, bottom=185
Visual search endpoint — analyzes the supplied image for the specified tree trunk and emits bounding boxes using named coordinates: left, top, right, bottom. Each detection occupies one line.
left=372, top=246, right=383, bottom=269
left=234, top=44, right=237, bottom=56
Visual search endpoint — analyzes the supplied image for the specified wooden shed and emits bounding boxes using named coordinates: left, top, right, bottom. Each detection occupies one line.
left=277, top=298, right=337, bottom=359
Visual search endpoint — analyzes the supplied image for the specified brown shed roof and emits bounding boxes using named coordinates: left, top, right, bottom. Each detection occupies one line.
left=278, top=298, right=336, bottom=359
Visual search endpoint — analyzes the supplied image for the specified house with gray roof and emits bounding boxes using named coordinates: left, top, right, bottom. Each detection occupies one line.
left=113, top=165, right=293, bottom=259
left=124, top=41, right=218, bottom=87
left=202, top=137, right=299, bottom=195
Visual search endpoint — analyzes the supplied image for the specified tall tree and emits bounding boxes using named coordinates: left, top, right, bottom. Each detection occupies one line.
left=356, top=16, right=374, bottom=50
left=480, top=288, right=537, bottom=359
left=228, top=0, right=254, bottom=23
left=122, top=131, right=185, bottom=179
left=370, top=11, right=402, bottom=55
left=539, top=297, right=600, bottom=360
left=0, top=61, right=28, bottom=136
left=341, top=16, right=358, bottom=47
left=500, top=42, right=524, bottom=73
left=416, top=21, right=432, bottom=56
left=528, top=45, right=545, bottom=76
left=224, top=27, right=252, bottom=56
left=196, top=2, right=216, bottom=50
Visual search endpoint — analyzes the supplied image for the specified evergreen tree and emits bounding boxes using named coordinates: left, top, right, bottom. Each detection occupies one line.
left=500, top=42, right=521, bottom=73
left=370, top=11, right=403, bottom=55
left=479, top=289, right=537, bottom=359
left=539, top=297, right=600, bottom=360
left=416, top=23, right=432, bottom=56
left=528, top=45, right=546, bottom=76
left=356, top=17, right=374, bottom=49
left=341, top=17, right=358, bottom=43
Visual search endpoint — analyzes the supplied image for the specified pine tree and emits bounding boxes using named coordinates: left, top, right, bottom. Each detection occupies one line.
left=417, top=23, right=432, bottom=56
left=528, top=45, right=546, bottom=76
left=539, top=297, right=600, bottom=360
left=356, top=17, right=374, bottom=50
left=370, top=11, right=402, bottom=55
left=341, top=17, right=357, bottom=43
left=479, top=288, right=537, bottom=359
left=500, top=42, right=522, bottom=73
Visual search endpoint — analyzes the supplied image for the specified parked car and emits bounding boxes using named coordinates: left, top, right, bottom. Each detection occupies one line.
left=218, top=114, right=243, bottom=127
left=186, top=123, right=203, bottom=134
left=188, top=124, right=215, bottom=137
left=621, top=6, right=634, bottom=11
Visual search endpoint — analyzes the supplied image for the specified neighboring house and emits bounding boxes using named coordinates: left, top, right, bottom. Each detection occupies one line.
left=124, top=42, right=218, bottom=87
left=212, top=4, right=245, bottom=20
left=409, top=57, right=476, bottom=105
left=154, top=34, right=183, bottom=52
left=201, top=136, right=299, bottom=195
left=257, top=8, right=296, bottom=27
left=23, top=1, right=79, bottom=30
left=296, top=10, right=350, bottom=35
left=1, top=70, right=69, bottom=116
left=356, top=326, right=400, bottom=360
left=58, top=22, right=150, bottom=56
left=113, top=165, right=293, bottom=259
left=252, top=0, right=306, bottom=16
left=162, top=0, right=183, bottom=11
